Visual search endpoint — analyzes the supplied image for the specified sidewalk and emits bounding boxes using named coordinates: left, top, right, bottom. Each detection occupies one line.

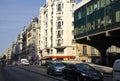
left=87, top=63, right=113, bottom=77
left=62, top=61, right=113, bottom=75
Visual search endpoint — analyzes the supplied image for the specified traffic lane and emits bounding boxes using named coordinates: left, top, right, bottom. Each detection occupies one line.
left=33, top=65, right=113, bottom=81
left=2, top=66, right=58, bottom=81
left=18, top=64, right=113, bottom=76
left=19, top=65, right=113, bottom=81
left=17, top=65, right=66, bottom=81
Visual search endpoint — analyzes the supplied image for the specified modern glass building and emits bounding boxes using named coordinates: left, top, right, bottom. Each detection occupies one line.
left=74, top=0, right=120, bottom=38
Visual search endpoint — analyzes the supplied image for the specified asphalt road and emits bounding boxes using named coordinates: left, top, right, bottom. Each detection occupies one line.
left=1, top=65, right=113, bottom=81
left=1, top=66, right=59, bottom=81
left=17, top=65, right=113, bottom=81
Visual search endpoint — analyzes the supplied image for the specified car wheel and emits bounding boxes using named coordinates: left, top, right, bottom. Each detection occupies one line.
left=100, top=79, right=103, bottom=81
left=77, top=76, right=81, bottom=81
left=47, top=72, right=49, bottom=75
left=47, top=70, right=50, bottom=75
left=52, top=71, right=55, bottom=76
left=62, top=73, right=67, bottom=80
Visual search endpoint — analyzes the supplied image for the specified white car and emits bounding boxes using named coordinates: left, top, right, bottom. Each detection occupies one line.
left=20, top=59, right=30, bottom=66
left=113, top=59, right=120, bottom=81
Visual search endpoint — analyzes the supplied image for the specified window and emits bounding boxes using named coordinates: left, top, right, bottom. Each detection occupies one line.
left=57, top=21, right=61, bottom=28
left=94, top=2, right=98, bottom=11
left=91, top=21, right=95, bottom=29
left=87, top=21, right=95, bottom=31
left=78, top=12, right=82, bottom=19
left=90, top=4, right=94, bottom=14
left=57, top=30, right=61, bottom=38
left=106, top=0, right=114, bottom=5
left=87, top=4, right=94, bottom=15
left=91, top=47, right=95, bottom=54
left=87, top=6, right=91, bottom=15
left=57, top=21, right=63, bottom=28
left=87, top=22, right=91, bottom=31
left=51, top=49, right=53, bottom=54
left=57, top=49, right=64, bottom=54
left=56, top=39, right=63, bottom=46
left=70, top=0, right=75, bottom=3
left=83, top=46, right=87, bottom=55
left=58, top=30, right=60, bottom=34
left=75, top=25, right=86, bottom=35
left=100, top=17, right=105, bottom=27
left=57, top=3, right=63, bottom=11
left=106, top=15, right=112, bottom=25
left=33, top=29, right=36, bottom=32
left=72, top=21, right=74, bottom=26
left=72, top=4, right=75, bottom=9
left=58, top=39, right=60, bottom=43
left=97, top=0, right=100, bottom=10
left=28, top=33, right=31, bottom=38
left=62, top=21, right=64, bottom=25
left=100, top=0, right=105, bottom=8
left=116, top=11, right=120, bottom=22
left=72, top=39, right=75, bottom=44
left=57, top=4, right=62, bottom=11
left=106, top=0, right=110, bottom=5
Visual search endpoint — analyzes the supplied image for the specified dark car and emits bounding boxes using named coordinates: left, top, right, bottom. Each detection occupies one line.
left=62, top=63, right=103, bottom=81
left=47, top=61, right=65, bottom=75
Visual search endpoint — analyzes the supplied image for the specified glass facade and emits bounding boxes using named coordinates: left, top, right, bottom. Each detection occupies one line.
left=74, top=0, right=120, bottom=38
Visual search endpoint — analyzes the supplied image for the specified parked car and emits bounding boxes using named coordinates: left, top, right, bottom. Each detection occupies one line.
left=113, top=59, right=120, bottom=81
left=47, top=61, right=65, bottom=75
left=20, top=59, right=30, bottom=66
left=62, top=63, right=103, bottom=81
left=45, top=60, right=53, bottom=67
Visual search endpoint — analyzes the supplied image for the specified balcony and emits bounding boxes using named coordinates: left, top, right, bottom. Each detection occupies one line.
left=57, top=8, right=62, bottom=12
left=57, top=17, right=62, bottom=20
left=57, top=34, right=62, bottom=38
left=57, top=43, right=61, bottom=46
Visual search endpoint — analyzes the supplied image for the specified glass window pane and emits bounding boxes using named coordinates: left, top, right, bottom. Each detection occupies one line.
left=94, top=2, right=98, bottom=11
left=78, top=12, right=81, bottom=19
left=83, top=46, right=87, bottom=55
left=116, top=11, right=120, bottom=22
left=101, top=0, right=105, bottom=7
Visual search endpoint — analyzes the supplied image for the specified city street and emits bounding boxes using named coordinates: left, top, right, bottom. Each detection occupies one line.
left=1, top=66, right=61, bottom=81
left=0, top=0, right=120, bottom=81
left=0, top=65, right=113, bottom=81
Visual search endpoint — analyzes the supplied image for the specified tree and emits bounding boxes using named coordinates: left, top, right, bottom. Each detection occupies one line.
left=2, top=55, right=6, bottom=59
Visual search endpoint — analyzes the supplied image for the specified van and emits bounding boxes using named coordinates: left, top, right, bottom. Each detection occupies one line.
left=113, top=59, right=120, bottom=81
left=20, top=58, right=30, bottom=66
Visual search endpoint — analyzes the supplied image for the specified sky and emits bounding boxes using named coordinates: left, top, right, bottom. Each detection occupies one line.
left=0, top=0, right=80, bottom=56
left=0, top=0, right=46, bottom=56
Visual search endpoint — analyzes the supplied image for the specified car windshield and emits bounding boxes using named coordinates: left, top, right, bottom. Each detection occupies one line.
left=76, top=64, right=95, bottom=71
left=21, top=60, right=29, bottom=62
left=53, top=63, right=64, bottom=67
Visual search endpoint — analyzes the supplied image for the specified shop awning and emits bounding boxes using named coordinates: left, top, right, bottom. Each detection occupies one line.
left=41, top=56, right=51, bottom=60
left=41, top=55, right=75, bottom=60
left=51, top=56, right=75, bottom=59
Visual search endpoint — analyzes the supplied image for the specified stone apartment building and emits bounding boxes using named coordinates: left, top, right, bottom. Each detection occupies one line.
left=75, top=43, right=100, bottom=63
left=25, top=17, right=39, bottom=60
left=38, top=0, right=76, bottom=60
